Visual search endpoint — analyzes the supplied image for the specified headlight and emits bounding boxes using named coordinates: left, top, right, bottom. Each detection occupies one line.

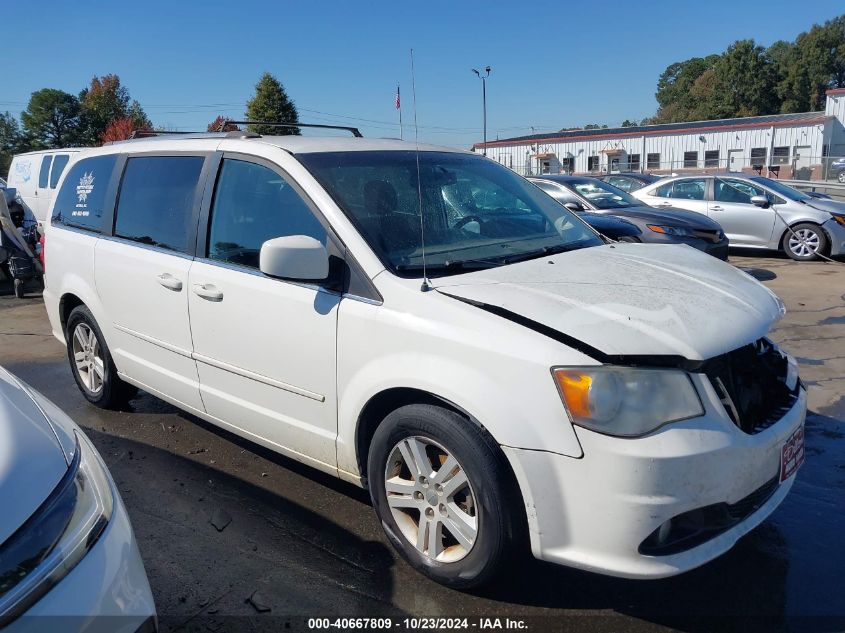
left=552, top=366, right=704, bottom=437
left=647, top=224, right=696, bottom=238
left=0, top=432, right=113, bottom=624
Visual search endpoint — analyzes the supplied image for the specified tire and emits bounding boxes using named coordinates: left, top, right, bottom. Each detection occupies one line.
left=782, top=223, right=828, bottom=261
left=838, top=172, right=845, bottom=184
left=367, top=404, right=521, bottom=588
left=13, top=279, right=24, bottom=299
left=66, top=305, right=138, bottom=408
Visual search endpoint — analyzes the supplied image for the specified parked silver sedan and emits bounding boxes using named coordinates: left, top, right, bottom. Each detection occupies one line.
left=632, top=174, right=845, bottom=261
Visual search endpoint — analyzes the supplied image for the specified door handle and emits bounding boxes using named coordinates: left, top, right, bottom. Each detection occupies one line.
left=156, top=273, right=183, bottom=291
left=711, top=205, right=723, bottom=211
left=192, top=283, right=223, bottom=302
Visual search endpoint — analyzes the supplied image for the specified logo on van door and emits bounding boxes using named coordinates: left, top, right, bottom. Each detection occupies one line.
left=73, top=172, right=95, bottom=217
left=14, top=160, right=31, bottom=183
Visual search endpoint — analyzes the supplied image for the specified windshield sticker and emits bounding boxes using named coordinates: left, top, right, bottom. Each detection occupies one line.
left=73, top=172, right=95, bottom=217
left=14, top=160, right=31, bottom=184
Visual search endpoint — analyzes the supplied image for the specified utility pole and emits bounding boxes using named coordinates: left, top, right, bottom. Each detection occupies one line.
left=472, top=66, right=491, bottom=155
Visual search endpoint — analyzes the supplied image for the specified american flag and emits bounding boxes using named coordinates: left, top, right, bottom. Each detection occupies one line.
left=395, top=85, right=401, bottom=110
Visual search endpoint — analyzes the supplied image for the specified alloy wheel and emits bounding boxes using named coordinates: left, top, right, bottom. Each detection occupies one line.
left=384, top=436, right=479, bottom=563
left=72, top=323, right=104, bottom=394
left=788, top=229, right=821, bottom=258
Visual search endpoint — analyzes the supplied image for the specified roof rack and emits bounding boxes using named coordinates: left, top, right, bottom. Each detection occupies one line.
left=219, top=120, right=363, bottom=137
left=129, top=129, right=197, bottom=139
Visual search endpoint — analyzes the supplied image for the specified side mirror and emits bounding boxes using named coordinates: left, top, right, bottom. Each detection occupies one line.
left=750, top=195, right=769, bottom=208
left=259, top=235, right=329, bottom=282
left=563, top=202, right=582, bottom=212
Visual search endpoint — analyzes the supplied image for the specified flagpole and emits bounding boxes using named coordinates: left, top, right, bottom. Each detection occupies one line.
left=397, top=83, right=403, bottom=140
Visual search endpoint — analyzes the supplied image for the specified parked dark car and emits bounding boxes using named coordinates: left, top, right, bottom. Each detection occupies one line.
left=529, top=175, right=729, bottom=259
left=829, top=157, right=845, bottom=183
left=598, top=172, right=663, bottom=193
left=573, top=211, right=642, bottom=242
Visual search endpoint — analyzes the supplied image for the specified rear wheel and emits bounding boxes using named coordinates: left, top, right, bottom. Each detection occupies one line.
left=66, top=305, right=138, bottom=408
left=367, top=404, right=520, bottom=588
left=782, top=223, right=827, bottom=261
left=838, top=172, right=845, bottom=184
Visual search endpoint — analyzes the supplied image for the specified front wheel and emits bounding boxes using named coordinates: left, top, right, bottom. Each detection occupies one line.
left=837, top=172, right=845, bottom=183
left=782, top=223, right=828, bottom=261
left=66, top=305, right=138, bottom=408
left=367, top=404, right=521, bottom=588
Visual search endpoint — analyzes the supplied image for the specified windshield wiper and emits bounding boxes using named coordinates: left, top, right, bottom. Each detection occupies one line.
left=497, top=242, right=586, bottom=264
left=395, top=258, right=501, bottom=274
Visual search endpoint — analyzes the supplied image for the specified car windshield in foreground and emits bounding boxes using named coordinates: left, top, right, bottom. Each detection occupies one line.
left=566, top=179, right=640, bottom=209
left=749, top=176, right=811, bottom=202
left=298, top=151, right=602, bottom=277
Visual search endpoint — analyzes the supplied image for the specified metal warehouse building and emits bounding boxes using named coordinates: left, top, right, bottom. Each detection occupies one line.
left=474, top=88, right=845, bottom=180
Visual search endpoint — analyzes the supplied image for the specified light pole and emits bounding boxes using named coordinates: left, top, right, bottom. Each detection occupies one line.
left=472, top=66, right=491, bottom=155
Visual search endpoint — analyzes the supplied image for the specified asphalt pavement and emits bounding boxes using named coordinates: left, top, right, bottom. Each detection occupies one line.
left=0, top=251, right=843, bottom=633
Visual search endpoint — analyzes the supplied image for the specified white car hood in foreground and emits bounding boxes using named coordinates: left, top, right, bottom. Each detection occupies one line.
left=434, top=243, right=783, bottom=361
left=0, top=369, right=68, bottom=545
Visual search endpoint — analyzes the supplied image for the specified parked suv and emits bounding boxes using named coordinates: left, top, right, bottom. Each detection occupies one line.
left=633, top=174, right=845, bottom=261
left=44, top=132, right=806, bottom=588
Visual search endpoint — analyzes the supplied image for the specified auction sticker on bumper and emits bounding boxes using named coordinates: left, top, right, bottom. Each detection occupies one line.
left=780, top=425, right=805, bottom=482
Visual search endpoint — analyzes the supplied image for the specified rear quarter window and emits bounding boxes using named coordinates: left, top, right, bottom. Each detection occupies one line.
left=51, top=155, right=119, bottom=232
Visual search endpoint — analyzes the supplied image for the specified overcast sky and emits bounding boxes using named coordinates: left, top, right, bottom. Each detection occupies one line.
left=2, top=1, right=842, bottom=148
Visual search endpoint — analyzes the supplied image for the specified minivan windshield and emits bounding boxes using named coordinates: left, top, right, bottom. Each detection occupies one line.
left=749, top=176, right=810, bottom=202
left=564, top=179, right=640, bottom=209
left=299, top=151, right=602, bottom=277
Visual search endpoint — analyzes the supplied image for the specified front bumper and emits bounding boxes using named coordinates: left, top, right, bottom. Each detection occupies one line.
left=504, top=373, right=806, bottom=579
left=6, top=471, right=156, bottom=633
left=822, top=217, right=845, bottom=256
left=640, top=233, right=730, bottom=260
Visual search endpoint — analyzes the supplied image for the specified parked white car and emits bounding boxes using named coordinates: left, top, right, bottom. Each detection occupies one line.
left=43, top=132, right=806, bottom=588
left=0, top=367, right=156, bottom=632
left=6, top=149, right=81, bottom=226
left=631, top=173, right=845, bottom=261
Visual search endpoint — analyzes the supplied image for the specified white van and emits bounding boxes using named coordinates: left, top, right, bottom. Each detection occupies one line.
left=7, top=149, right=81, bottom=225
left=43, top=131, right=806, bottom=588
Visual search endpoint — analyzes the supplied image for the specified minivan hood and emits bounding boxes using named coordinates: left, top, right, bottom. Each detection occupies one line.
left=0, top=369, right=69, bottom=546
left=434, top=243, right=783, bottom=362
left=603, top=205, right=722, bottom=230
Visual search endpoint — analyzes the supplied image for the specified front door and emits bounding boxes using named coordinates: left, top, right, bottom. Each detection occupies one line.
left=709, top=177, right=776, bottom=246
left=728, top=149, right=743, bottom=172
left=188, top=157, right=340, bottom=469
left=94, top=154, right=207, bottom=411
left=794, top=146, right=812, bottom=179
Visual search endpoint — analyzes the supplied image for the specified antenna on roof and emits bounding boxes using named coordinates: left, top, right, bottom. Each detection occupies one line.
left=410, top=48, right=431, bottom=292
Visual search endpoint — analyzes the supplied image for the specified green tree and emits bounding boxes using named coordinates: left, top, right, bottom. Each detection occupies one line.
left=245, top=72, right=300, bottom=135
left=0, top=112, right=23, bottom=175
left=710, top=39, right=778, bottom=118
left=128, top=100, right=153, bottom=130
left=653, top=55, right=720, bottom=122
left=783, top=16, right=845, bottom=111
left=21, top=89, right=81, bottom=148
left=583, top=123, right=608, bottom=129
left=620, top=119, right=639, bottom=127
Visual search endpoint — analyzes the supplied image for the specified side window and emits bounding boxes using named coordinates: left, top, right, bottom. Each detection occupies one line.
left=207, top=159, right=326, bottom=269
left=51, top=155, right=119, bottom=231
left=535, top=182, right=578, bottom=205
left=714, top=178, right=766, bottom=204
left=669, top=179, right=706, bottom=200
left=38, top=155, right=53, bottom=188
left=114, top=156, right=205, bottom=254
left=49, top=154, right=70, bottom=188
left=607, top=177, right=630, bottom=192
left=653, top=182, right=674, bottom=198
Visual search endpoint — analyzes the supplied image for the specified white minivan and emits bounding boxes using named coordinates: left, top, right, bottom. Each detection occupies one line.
left=7, top=149, right=81, bottom=225
left=43, top=131, right=806, bottom=588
